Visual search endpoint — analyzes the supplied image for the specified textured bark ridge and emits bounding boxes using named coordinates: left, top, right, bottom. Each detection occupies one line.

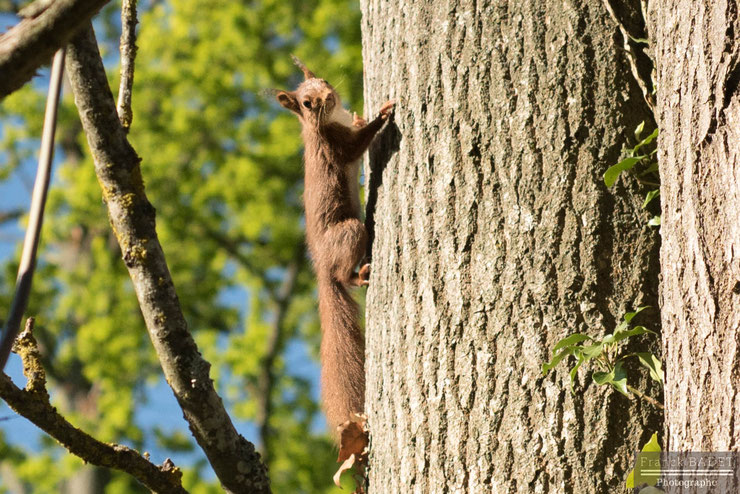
left=361, top=0, right=661, bottom=491
left=650, top=0, right=740, bottom=451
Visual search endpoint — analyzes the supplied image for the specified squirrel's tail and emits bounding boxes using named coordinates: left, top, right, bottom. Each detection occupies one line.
left=318, top=275, right=365, bottom=435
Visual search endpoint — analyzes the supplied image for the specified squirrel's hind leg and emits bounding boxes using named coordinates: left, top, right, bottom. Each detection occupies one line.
left=322, top=218, right=367, bottom=286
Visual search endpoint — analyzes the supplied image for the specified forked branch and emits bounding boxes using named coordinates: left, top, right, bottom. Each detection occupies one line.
left=0, top=319, right=187, bottom=493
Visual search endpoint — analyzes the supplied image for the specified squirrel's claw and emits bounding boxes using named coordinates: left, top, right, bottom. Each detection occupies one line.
left=379, top=100, right=395, bottom=120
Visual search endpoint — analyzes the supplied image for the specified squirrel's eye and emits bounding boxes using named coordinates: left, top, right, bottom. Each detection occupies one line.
left=303, top=100, right=312, bottom=109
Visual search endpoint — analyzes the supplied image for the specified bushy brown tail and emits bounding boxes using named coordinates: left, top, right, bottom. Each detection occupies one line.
left=318, top=275, right=365, bottom=435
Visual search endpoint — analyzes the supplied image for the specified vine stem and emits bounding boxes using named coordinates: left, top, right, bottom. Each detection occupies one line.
left=627, top=384, right=664, bottom=410
left=0, top=48, right=65, bottom=370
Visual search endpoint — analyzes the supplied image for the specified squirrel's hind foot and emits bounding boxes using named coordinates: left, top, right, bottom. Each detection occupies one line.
left=351, top=263, right=371, bottom=287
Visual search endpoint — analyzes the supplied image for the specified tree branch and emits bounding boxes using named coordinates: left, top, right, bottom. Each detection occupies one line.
left=64, top=24, right=270, bottom=493
left=0, top=319, right=187, bottom=493
left=0, top=48, right=65, bottom=371
left=116, top=0, right=137, bottom=131
left=0, top=0, right=110, bottom=100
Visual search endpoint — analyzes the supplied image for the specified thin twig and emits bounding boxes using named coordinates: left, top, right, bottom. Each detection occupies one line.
left=601, top=0, right=655, bottom=111
left=116, top=0, right=138, bottom=131
left=0, top=49, right=65, bottom=371
left=627, top=384, right=664, bottom=410
left=0, top=318, right=188, bottom=493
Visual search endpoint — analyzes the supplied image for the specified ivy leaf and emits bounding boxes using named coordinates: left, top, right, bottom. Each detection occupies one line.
left=605, top=325, right=652, bottom=344
left=552, top=333, right=592, bottom=352
left=624, top=306, right=649, bottom=323
left=594, top=362, right=630, bottom=396
left=648, top=216, right=661, bottom=226
left=626, top=433, right=662, bottom=489
left=614, top=306, right=649, bottom=332
left=542, top=347, right=574, bottom=375
left=582, top=343, right=604, bottom=360
left=568, top=353, right=586, bottom=392
left=634, top=120, right=645, bottom=139
left=610, top=362, right=630, bottom=396
left=642, top=189, right=660, bottom=209
left=637, top=353, right=664, bottom=385
left=604, top=156, right=645, bottom=187
left=632, top=128, right=659, bottom=154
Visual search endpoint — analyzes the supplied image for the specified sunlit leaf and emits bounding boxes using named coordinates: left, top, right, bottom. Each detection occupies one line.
left=604, top=156, right=645, bottom=187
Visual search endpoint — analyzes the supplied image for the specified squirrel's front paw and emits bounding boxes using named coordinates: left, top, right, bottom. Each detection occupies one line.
left=379, top=100, right=395, bottom=120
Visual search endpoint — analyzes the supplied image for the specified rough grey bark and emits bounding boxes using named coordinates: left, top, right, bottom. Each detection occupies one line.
left=0, top=0, right=110, bottom=100
left=650, top=0, right=740, bottom=451
left=361, top=0, right=661, bottom=492
left=64, top=24, right=269, bottom=493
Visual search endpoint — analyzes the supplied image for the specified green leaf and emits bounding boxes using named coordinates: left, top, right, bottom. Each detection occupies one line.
left=606, top=325, right=652, bottom=344
left=642, top=189, right=660, bottom=209
left=641, top=433, right=662, bottom=453
left=614, top=306, right=649, bottom=332
left=633, top=128, right=659, bottom=154
left=542, top=347, right=574, bottom=375
left=582, top=343, right=604, bottom=360
left=626, top=469, right=635, bottom=489
left=626, top=433, right=662, bottom=489
left=593, top=362, right=630, bottom=396
left=552, top=333, right=592, bottom=352
left=623, top=306, right=649, bottom=323
left=648, top=215, right=661, bottom=226
left=628, top=35, right=649, bottom=44
left=610, top=362, right=630, bottom=396
left=568, top=353, right=586, bottom=392
left=592, top=370, right=613, bottom=386
left=634, top=120, right=645, bottom=139
left=604, top=156, right=645, bottom=187
left=637, top=353, right=664, bottom=385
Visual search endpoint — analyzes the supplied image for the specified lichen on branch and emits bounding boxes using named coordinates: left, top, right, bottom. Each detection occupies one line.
left=0, top=318, right=187, bottom=493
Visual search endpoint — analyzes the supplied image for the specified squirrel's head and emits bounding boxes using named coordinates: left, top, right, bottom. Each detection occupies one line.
left=275, top=56, right=340, bottom=126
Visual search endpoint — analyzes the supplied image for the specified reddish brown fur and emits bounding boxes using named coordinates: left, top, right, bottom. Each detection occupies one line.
left=276, top=58, right=393, bottom=436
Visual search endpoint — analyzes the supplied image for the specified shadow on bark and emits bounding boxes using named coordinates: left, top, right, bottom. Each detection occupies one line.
left=364, top=120, right=401, bottom=259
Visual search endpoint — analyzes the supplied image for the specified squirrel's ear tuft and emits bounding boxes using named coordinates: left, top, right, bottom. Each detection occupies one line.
left=276, top=90, right=301, bottom=115
left=291, top=54, right=316, bottom=80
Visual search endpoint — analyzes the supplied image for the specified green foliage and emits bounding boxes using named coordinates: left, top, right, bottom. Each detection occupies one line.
left=542, top=307, right=663, bottom=403
left=604, top=121, right=661, bottom=227
left=0, top=0, right=365, bottom=491
left=625, top=432, right=661, bottom=489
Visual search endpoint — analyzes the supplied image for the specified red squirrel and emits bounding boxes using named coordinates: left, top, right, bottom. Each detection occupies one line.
left=275, top=56, right=394, bottom=435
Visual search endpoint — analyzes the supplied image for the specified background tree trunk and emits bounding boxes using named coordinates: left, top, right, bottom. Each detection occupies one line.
left=361, top=0, right=661, bottom=491
left=650, top=0, right=740, bottom=451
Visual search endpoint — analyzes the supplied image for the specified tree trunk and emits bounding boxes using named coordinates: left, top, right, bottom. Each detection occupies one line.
left=361, top=0, right=661, bottom=491
left=650, top=0, right=740, bottom=451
